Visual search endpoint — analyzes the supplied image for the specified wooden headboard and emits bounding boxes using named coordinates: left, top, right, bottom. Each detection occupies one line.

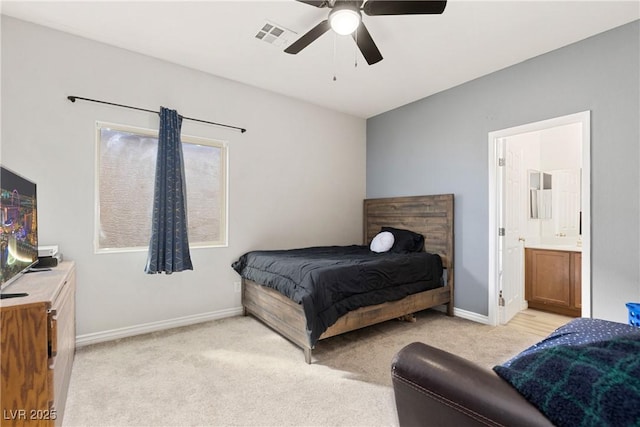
left=363, top=194, right=454, bottom=270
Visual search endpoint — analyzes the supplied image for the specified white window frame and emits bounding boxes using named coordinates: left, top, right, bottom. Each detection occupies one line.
left=94, top=121, right=228, bottom=254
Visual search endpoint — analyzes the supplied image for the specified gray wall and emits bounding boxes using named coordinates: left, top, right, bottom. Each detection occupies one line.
left=366, top=20, right=640, bottom=322
left=1, top=16, right=366, bottom=339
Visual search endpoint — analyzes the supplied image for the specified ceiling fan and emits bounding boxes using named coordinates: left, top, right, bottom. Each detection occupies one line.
left=284, top=0, right=447, bottom=65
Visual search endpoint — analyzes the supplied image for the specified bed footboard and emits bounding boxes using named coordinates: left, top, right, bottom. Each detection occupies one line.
left=242, top=278, right=452, bottom=364
left=319, top=285, right=451, bottom=340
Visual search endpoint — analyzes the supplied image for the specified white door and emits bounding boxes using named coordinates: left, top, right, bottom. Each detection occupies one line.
left=499, top=139, right=525, bottom=324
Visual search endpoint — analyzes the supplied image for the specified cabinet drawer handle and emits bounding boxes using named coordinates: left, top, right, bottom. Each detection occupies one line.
left=48, top=310, right=58, bottom=358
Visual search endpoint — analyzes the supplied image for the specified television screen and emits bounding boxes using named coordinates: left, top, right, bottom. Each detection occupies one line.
left=0, top=166, right=38, bottom=291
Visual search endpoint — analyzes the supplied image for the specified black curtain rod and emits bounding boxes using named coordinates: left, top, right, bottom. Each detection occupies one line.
left=67, top=95, right=246, bottom=133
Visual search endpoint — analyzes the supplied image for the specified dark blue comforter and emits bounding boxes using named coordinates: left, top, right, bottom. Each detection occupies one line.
left=232, top=245, right=443, bottom=345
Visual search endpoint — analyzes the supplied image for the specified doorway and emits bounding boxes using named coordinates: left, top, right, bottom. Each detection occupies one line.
left=487, top=111, right=591, bottom=326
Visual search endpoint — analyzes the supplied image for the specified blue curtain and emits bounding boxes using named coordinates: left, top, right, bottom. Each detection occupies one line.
left=145, top=107, right=193, bottom=274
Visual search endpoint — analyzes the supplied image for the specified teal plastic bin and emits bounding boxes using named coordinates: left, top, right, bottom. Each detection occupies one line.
left=627, top=302, right=640, bottom=327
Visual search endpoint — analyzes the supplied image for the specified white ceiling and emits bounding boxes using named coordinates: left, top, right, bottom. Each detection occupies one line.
left=2, top=0, right=639, bottom=118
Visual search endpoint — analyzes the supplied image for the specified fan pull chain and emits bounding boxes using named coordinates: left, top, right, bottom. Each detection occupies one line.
left=354, top=28, right=358, bottom=68
left=332, top=32, right=337, bottom=81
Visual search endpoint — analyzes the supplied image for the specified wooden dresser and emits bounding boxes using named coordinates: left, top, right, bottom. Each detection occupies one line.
left=1, top=262, right=76, bottom=427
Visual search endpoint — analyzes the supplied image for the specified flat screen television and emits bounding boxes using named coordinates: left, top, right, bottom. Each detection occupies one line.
left=0, top=165, right=38, bottom=291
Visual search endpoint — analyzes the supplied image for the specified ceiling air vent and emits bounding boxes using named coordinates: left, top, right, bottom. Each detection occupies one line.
left=255, top=21, right=295, bottom=47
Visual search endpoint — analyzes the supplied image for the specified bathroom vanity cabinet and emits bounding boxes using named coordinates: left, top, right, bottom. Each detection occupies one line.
left=525, top=248, right=581, bottom=317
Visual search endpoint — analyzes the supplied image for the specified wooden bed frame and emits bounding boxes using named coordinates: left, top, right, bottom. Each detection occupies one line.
left=242, top=194, right=454, bottom=363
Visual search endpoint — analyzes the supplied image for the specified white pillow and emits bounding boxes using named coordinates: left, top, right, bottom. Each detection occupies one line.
left=370, top=231, right=395, bottom=253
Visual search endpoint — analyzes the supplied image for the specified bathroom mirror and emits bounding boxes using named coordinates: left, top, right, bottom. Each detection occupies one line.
left=529, top=170, right=552, bottom=219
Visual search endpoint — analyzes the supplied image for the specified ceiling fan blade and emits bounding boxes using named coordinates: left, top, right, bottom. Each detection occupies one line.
left=363, top=0, right=447, bottom=16
left=285, top=20, right=331, bottom=54
left=295, top=0, right=329, bottom=7
left=352, top=22, right=383, bottom=65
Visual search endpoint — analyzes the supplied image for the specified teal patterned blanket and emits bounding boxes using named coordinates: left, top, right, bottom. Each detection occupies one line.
left=494, top=333, right=640, bottom=427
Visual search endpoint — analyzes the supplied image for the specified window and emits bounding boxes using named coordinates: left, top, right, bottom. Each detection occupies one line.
left=95, top=122, right=227, bottom=252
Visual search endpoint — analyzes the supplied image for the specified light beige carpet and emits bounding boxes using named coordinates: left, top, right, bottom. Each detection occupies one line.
left=63, top=310, right=544, bottom=427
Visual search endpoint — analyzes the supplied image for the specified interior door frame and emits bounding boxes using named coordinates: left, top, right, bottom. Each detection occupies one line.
left=487, top=111, right=591, bottom=326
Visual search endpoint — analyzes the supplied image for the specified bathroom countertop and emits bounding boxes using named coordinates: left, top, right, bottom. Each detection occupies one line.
left=525, top=243, right=582, bottom=252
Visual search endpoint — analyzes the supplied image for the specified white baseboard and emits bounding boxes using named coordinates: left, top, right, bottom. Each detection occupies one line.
left=453, top=307, right=490, bottom=324
left=432, top=305, right=490, bottom=324
left=76, top=306, right=244, bottom=348
left=77, top=305, right=490, bottom=348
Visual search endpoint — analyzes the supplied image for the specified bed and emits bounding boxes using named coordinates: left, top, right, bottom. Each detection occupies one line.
left=232, top=194, right=454, bottom=363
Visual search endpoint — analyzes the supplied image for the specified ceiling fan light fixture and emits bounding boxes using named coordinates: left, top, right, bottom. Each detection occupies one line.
left=329, top=8, right=361, bottom=35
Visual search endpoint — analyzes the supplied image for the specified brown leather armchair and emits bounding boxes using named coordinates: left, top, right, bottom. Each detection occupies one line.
left=390, top=342, right=553, bottom=427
